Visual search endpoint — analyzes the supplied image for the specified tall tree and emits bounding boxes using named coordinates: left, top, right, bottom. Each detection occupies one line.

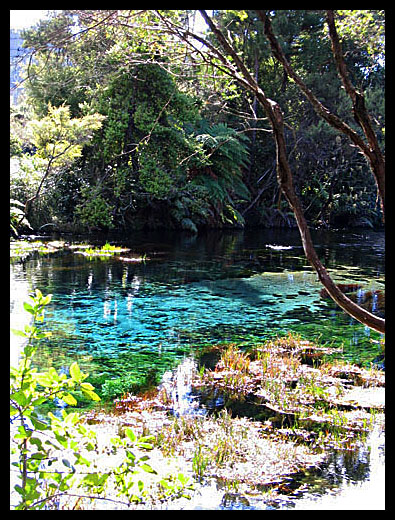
left=193, top=10, right=384, bottom=333
left=15, top=104, right=104, bottom=229
left=19, top=11, right=252, bottom=232
left=257, top=9, right=385, bottom=217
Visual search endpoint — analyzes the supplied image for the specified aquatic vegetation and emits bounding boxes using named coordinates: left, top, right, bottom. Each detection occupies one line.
left=148, top=405, right=325, bottom=492
left=194, top=334, right=384, bottom=452
left=10, top=238, right=66, bottom=261
left=10, top=290, right=194, bottom=510
left=102, top=369, right=160, bottom=401
left=71, top=242, right=150, bottom=263
left=107, top=334, right=383, bottom=504
left=192, top=445, right=210, bottom=481
left=74, top=242, right=131, bottom=257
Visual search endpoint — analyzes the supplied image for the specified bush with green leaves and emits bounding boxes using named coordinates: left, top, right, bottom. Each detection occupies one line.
left=10, top=104, right=105, bottom=231
left=10, top=289, right=193, bottom=509
left=10, top=290, right=96, bottom=508
left=10, top=199, right=32, bottom=237
left=191, top=122, right=251, bottom=227
left=74, top=186, right=115, bottom=230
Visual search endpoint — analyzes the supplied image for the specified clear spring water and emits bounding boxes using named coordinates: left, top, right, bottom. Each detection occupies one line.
left=10, top=228, right=385, bottom=509
left=10, top=228, right=384, bottom=380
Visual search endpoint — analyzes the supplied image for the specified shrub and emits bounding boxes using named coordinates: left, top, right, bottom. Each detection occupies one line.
left=10, top=290, right=190, bottom=509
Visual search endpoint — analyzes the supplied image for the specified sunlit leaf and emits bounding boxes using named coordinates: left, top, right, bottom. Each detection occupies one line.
left=61, top=393, right=77, bottom=406
left=140, top=463, right=157, bottom=474
left=69, top=362, right=82, bottom=382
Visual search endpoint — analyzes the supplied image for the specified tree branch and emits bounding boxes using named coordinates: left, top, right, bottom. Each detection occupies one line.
left=198, top=10, right=384, bottom=334
left=256, top=9, right=385, bottom=217
left=19, top=142, right=75, bottom=228
left=326, top=9, right=385, bottom=215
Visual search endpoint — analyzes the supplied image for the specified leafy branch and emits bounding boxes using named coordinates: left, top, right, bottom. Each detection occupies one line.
left=10, top=290, right=193, bottom=509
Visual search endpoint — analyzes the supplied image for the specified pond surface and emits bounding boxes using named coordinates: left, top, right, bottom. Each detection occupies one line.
left=10, top=228, right=384, bottom=381
left=10, top=228, right=385, bottom=509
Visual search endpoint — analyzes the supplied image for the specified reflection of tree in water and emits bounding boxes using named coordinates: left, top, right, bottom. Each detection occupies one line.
left=11, top=229, right=384, bottom=376
left=317, top=446, right=370, bottom=489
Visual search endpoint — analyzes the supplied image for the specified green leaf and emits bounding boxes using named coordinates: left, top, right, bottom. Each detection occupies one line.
left=177, top=472, right=187, bottom=484
left=80, top=381, right=94, bottom=391
left=42, top=294, right=52, bottom=305
left=63, top=411, right=79, bottom=425
left=35, top=373, right=54, bottom=387
left=15, top=425, right=32, bottom=439
left=11, top=328, right=28, bottom=338
left=30, top=416, right=49, bottom=431
left=159, top=479, right=171, bottom=489
left=62, top=393, right=77, bottom=406
left=62, top=458, right=75, bottom=471
left=124, top=427, right=136, bottom=443
left=30, top=437, right=44, bottom=450
left=126, top=450, right=136, bottom=463
left=33, top=330, right=52, bottom=339
left=10, top=367, right=19, bottom=378
left=74, top=452, right=91, bottom=466
left=138, top=455, right=150, bottom=462
left=83, top=473, right=107, bottom=486
left=14, top=484, right=25, bottom=497
left=138, top=434, right=155, bottom=443
left=140, top=463, right=157, bottom=474
left=48, top=367, right=60, bottom=382
left=31, top=396, right=46, bottom=407
left=23, top=302, right=35, bottom=314
left=137, top=442, right=154, bottom=450
left=11, top=390, right=28, bottom=407
left=81, top=388, right=101, bottom=401
left=30, top=452, right=46, bottom=460
left=54, top=433, right=68, bottom=449
left=69, top=362, right=82, bottom=382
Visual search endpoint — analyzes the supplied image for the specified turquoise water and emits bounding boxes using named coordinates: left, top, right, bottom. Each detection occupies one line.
left=9, top=228, right=385, bottom=509
left=10, top=229, right=384, bottom=391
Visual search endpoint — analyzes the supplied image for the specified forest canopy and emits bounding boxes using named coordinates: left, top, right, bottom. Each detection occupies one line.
left=10, top=10, right=385, bottom=234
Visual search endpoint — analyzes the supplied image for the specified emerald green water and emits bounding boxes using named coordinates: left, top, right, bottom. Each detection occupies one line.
left=10, top=229, right=384, bottom=394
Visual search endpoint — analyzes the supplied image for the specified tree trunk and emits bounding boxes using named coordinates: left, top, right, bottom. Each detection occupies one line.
left=325, top=10, right=385, bottom=217
left=256, top=9, right=385, bottom=218
left=198, top=10, right=385, bottom=334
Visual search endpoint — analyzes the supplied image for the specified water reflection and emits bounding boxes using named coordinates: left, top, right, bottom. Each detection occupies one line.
left=10, top=229, right=384, bottom=379
left=10, top=264, right=31, bottom=365
left=290, top=426, right=385, bottom=510
left=154, top=356, right=385, bottom=510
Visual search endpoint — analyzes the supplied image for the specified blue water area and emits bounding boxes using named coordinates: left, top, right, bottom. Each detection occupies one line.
left=10, top=229, right=384, bottom=387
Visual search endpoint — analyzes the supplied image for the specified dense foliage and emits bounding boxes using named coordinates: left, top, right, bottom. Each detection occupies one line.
left=10, top=10, right=384, bottom=234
